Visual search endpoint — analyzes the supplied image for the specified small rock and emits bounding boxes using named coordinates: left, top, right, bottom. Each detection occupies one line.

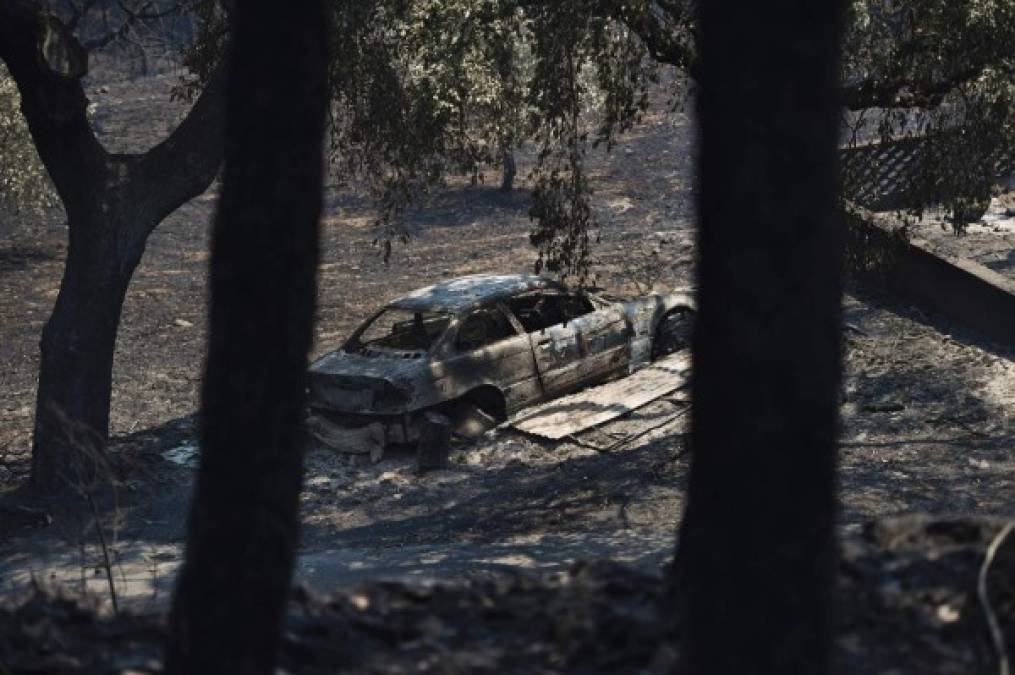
left=305, top=475, right=333, bottom=490
left=936, top=603, right=960, bottom=624
left=174, top=318, right=194, bottom=328
left=162, top=443, right=199, bottom=469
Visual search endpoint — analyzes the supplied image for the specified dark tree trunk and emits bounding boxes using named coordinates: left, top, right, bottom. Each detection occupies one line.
left=0, top=1, right=225, bottom=493
left=501, top=146, right=516, bottom=192
left=32, top=222, right=132, bottom=488
left=163, top=0, right=327, bottom=672
left=671, top=1, right=845, bottom=674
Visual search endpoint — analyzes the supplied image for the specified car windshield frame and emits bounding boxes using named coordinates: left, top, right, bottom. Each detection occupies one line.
left=344, top=306, right=454, bottom=356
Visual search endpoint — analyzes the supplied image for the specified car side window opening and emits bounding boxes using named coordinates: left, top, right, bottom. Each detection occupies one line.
left=506, top=292, right=594, bottom=332
left=455, top=306, right=517, bottom=352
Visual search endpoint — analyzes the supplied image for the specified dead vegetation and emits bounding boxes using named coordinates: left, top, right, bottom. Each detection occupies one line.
left=2, top=516, right=1012, bottom=674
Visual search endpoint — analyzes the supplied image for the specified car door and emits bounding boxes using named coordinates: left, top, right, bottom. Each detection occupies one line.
left=571, top=299, right=631, bottom=383
left=530, top=320, right=583, bottom=395
left=503, top=290, right=585, bottom=396
left=437, top=304, right=542, bottom=413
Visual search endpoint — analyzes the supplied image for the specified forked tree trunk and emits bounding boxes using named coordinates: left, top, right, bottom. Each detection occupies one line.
left=164, top=0, right=327, bottom=672
left=0, top=1, right=225, bottom=493
left=671, top=0, right=846, bottom=673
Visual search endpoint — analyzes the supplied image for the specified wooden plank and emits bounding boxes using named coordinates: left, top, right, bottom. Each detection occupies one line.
left=509, top=350, right=691, bottom=440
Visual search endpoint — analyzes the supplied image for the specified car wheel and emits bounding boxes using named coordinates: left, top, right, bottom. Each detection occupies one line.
left=652, top=309, right=693, bottom=359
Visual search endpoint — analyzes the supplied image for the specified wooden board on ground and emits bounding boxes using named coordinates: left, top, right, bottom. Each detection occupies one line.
left=509, top=350, right=691, bottom=440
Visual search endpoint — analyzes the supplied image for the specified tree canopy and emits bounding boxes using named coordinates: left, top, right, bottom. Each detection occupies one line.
left=178, top=0, right=687, bottom=281
left=842, top=0, right=1015, bottom=230
left=6, top=1, right=1010, bottom=278
left=172, top=0, right=1013, bottom=281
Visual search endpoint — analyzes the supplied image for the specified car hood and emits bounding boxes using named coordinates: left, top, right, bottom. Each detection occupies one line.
left=307, top=349, right=436, bottom=414
left=310, top=349, right=432, bottom=383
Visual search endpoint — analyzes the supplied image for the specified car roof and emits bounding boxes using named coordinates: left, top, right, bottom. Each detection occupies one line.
left=387, top=274, right=562, bottom=313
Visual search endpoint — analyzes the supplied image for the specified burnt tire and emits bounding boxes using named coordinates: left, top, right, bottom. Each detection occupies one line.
left=652, top=309, right=693, bottom=359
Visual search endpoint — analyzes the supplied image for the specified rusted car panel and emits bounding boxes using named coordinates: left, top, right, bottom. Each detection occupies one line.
left=307, top=273, right=694, bottom=455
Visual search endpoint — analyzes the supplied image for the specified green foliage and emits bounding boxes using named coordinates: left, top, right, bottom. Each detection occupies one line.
left=524, top=2, right=655, bottom=281
left=843, top=0, right=1015, bottom=231
left=171, top=0, right=227, bottom=103
left=175, top=0, right=1013, bottom=276
left=349, top=0, right=660, bottom=280
left=0, top=63, right=57, bottom=216
left=178, top=1, right=660, bottom=279
left=324, top=0, right=505, bottom=248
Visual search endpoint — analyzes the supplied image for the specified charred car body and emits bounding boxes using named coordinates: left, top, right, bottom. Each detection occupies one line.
left=307, top=274, right=694, bottom=460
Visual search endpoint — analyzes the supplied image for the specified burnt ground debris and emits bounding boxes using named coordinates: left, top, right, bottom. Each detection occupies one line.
left=1, top=516, right=1013, bottom=674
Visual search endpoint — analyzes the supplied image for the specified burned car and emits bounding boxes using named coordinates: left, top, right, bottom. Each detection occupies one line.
left=307, top=274, right=694, bottom=461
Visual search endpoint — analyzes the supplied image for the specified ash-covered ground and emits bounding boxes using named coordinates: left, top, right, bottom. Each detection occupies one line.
left=1, top=55, right=1014, bottom=674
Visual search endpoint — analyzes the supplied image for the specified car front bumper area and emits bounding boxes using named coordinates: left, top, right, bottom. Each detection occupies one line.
left=305, top=410, right=421, bottom=463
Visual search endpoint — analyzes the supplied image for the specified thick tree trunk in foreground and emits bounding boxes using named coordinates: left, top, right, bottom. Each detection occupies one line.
left=164, top=0, right=327, bottom=672
left=0, top=1, right=225, bottom=492
left=672, top=1, right=845, bottom=673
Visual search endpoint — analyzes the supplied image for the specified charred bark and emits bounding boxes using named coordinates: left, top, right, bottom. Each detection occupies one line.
left=501, top=147, right=517, bottom=192
left=163, top=0, right=327, bottom=672
left=32, top=222, right=131, bottom=489
left=671, top=1, right=845, bottom=673
left=0, top=0, right=225, bottom=492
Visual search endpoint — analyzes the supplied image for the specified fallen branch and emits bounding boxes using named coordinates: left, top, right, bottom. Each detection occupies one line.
left=0, top=502, right=52, bottom=526
left=979, top=521, right=1014, bottom=675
